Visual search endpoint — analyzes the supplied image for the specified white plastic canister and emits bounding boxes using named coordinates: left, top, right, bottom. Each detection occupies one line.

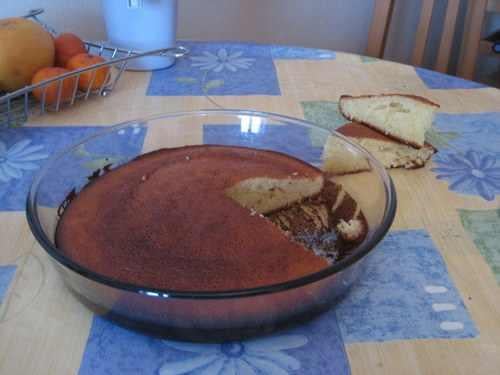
left=102, top=0, right=178, bottom=70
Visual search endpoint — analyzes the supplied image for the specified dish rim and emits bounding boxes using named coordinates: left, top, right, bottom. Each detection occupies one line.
left=26, top=109, right=397, bottom=299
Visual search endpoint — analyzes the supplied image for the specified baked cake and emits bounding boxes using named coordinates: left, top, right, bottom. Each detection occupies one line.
left=323, top=122, right=436, bottom=174
left=56, top=145, right=367, bottom=292
left=339, top=94, right=439, bottom=148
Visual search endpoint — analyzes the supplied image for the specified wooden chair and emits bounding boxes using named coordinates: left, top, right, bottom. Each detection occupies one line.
left=366, top=0, right=395, bottom=59
left=458, top=0, right=499, bottom=80
left=366, top=0, right=461, bottom=74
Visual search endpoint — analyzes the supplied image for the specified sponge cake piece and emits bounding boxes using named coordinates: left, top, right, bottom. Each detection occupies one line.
left=322, top=134, right=371, bottom=175
left=322, top=122, right=436, bottom=174
left=225, top=175, right=323, bottom=214
left=339, top=94, right=439, bottom=148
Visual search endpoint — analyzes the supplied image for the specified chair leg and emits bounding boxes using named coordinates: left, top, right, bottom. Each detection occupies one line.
left=457, top=0, right=488, bottom=80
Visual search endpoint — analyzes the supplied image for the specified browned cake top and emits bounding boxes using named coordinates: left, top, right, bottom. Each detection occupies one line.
left=337, top=122, right=436, bottom=150
left=56, top=145, right=328, bottom=292
left=337, top=122, right=395, bottom=142
left=339, top=94, right=440, bottom=108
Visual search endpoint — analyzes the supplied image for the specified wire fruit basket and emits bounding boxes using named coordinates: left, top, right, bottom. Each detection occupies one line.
left=0, top=9, right=188, bottom=127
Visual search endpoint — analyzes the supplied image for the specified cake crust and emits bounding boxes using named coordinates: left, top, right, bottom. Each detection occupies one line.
left=340, top=94, right=439, bottom=108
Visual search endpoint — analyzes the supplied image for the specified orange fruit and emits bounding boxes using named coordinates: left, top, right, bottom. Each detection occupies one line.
left=66, top=53, right=109, bottom=91
left=54, top=33, right=87, bottom=67
left=32, top=67, right=77, bottom=105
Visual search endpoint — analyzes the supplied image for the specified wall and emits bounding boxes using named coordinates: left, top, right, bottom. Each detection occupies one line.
left=177, top=0, right=374, bottom=54
left=1, top=0, right=373, bottom=53
left=3, top=0, right=107, bottom=42
left=2, top=0, right=498, bottom=83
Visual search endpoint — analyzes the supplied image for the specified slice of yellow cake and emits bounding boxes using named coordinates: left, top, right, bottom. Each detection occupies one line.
left=339, top=94, right=439, bottom=148
left=322, top=134, right=371, bottom=175
left=322, top=122, right=436, bottom=174
left=225, top=175, right=324, bottom=214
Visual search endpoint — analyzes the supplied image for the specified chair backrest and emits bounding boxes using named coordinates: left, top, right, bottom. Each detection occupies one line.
left=457, top=0, right=490, bottom=79
left=366, top=0, right=395, bottom=58
left=367, top=0, right=461, bottom=73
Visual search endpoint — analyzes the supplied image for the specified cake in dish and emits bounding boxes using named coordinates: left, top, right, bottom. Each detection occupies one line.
left=339, top=94, right=439, bottom=148
left=268, top=179, right=366, bottom=261
left=322, top=122, right=436, bottom=174
left=56, top=145, right=367, bottom=292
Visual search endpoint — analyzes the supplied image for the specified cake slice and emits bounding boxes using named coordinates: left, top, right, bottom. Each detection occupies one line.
left=339, top=94, right=439, bottom=148
left=225, top=175, right=323, bottom=214
left=322, top=134, right=371, bottom=175
left=322, top=122, right=436, bottom=174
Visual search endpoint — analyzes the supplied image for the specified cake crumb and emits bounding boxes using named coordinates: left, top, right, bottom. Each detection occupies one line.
left=185, top=155, right=191, bottom=161
left=336, top=219, right=364, bottom=242
left=292, top=172, right=298, bottom=176
left=250, top=208, right=257, bottom=216
left=141, top=175, right=147, bottom=182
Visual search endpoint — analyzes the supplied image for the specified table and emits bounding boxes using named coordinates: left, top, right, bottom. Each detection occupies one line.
left=1, top=41, right=499, bottom=375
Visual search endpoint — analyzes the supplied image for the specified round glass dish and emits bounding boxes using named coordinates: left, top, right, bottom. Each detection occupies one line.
left=26, top=110, right=396, bottom=341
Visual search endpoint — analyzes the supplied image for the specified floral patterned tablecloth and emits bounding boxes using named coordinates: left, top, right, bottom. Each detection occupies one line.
left=0, top=41, right=499, bottom=375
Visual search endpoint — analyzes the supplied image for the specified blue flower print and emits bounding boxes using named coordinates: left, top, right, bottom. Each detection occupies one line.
left=159, top=335, right=307, bottom=374
left=0, top=139, right=48, bottom=182
left=432, top=150, right=500, bottom=201
left=191, top=49, right=255, bottom=73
